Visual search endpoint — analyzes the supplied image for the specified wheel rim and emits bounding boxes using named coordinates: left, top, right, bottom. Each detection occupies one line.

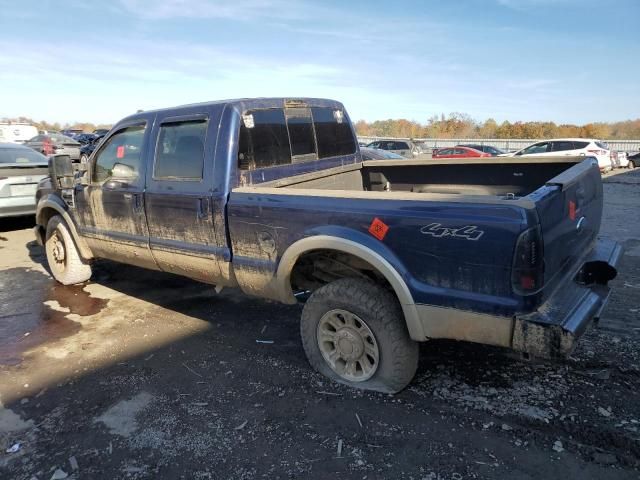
left=47, top=231, right=67, bottom=275
left=317, top=309, right=379, bottom=382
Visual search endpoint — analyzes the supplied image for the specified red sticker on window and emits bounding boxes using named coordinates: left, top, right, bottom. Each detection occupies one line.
left=116, top=145, right=125, bottom=159
left=568, top=200, right=576, bottom=220
left=369, top=217, right=389, bottom=241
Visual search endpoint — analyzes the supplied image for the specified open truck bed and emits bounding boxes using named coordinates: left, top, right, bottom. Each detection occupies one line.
left=35, top=97, right=622, bottom=393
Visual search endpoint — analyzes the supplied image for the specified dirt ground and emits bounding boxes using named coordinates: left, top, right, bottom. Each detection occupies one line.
left=1, top=168, right=639, bottom=479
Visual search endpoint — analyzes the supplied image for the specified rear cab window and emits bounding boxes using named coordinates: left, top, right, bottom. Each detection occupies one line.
left=238, top=106, right=355, bottom=171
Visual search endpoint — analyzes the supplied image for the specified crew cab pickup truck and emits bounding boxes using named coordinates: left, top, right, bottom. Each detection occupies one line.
left=34, top=98, right=622, bottom=393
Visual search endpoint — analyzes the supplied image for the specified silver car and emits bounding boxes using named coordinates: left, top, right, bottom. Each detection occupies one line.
left=0, top=143, right=49, bottom=218
left=366, top=140, right=419, bottom=158
left=25, top=133, right=81, bottom=162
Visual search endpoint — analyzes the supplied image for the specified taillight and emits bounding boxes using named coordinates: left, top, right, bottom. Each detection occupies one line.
left=511, top=226, right=544, bottom=295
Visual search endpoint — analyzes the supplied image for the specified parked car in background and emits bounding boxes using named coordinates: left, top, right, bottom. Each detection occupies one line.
left=61, top=129, right=84, bottom=138
left=366, top=140, right=419, bottom=158
left=0, top=123, right=39, bottom=144
left=25, top=134, right=81, bottom=162
left=0, top=143, right=49, bottom=218
left=616, top=151, right=628, bottom=168
left=627, top=151, right=640, bottom=169
left=502, top=138, right=613, bottom=173
left=432, top=146, right=492, bottom=159
left=360, top=147, right=406, bottom=160
left=79, top=134, right=105, bottom=164
left=74, top=133, right=97, bottom=145
left=92, top=128, right=110, bottom=136
left=457, top=144, right=505, bottom=156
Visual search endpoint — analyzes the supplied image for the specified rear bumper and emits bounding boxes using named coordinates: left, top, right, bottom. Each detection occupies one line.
left=512, top=238, right=623, bottom=359
left=0, top=196, right=37, bottom=218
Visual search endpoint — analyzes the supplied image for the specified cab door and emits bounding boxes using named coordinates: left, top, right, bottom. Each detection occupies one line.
left=74, top=119, right=156, bottom=269
left=143, top=110, right=223, bottom=284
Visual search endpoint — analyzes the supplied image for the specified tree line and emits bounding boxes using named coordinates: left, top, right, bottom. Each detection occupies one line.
left=4, top=114, right=640, bottom=140
left=354, top=114, right=640, bottom=139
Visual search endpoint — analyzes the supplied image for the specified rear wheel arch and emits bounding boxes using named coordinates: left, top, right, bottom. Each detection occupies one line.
left=276, top=235, right=425, bottom=340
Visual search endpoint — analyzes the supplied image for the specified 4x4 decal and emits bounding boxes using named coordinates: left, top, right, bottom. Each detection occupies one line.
left=420, top=223, right=484, bottom=241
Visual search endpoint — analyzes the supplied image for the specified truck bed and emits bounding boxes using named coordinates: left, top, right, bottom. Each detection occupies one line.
left=251, top=156, right=583, bottom=199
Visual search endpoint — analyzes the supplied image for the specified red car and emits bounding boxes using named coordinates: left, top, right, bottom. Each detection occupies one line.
left=432, top=146, right=492, bottom=159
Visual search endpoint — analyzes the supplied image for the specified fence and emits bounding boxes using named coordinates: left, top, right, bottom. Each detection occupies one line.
left=357, top=137, right=640, bottom=153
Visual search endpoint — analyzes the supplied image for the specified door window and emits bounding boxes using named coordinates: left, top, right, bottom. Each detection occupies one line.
left=154, top=119, right=208, bottom=180
left=92, top=125, right=145, bottom=184
left=552, top=141, right=574, bottom=152
left=437, top=148, right=454, bottom=156
left=518, top=142, right=550, bottom=155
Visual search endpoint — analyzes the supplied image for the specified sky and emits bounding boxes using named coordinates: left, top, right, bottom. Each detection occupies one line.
left=0, top=0, right=639, bottom=125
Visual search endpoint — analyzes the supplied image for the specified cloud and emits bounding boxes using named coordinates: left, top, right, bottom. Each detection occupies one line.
left=118, top=0, right=310, bottom=21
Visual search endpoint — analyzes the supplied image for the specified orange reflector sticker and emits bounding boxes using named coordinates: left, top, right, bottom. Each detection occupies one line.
left=569, top=200, right=576, bottom=220
left=369, top=217, right=389, bottom=241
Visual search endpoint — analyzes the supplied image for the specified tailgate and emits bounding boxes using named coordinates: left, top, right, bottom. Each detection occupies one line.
left=532, top=158, right=603, bottom=297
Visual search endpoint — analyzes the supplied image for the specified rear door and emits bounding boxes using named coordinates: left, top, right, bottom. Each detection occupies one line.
left=144, top=109, right=224, bottom=283
left=532, top=158, right=603, bottom=297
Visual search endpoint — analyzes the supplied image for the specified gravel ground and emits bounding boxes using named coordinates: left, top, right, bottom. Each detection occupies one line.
left=1, top=167, right=639, bottom=479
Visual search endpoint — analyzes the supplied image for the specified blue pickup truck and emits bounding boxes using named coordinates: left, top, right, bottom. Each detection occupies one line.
left=34, top=98, right=622, bottom=393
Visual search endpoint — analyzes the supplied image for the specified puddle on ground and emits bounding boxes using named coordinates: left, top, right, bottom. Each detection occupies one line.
left=0, top=268, right=109, bottom=366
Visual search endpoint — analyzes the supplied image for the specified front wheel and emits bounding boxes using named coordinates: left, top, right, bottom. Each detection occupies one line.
left=45, top=215, right=92, bottom=285
left=300, top=278, right=419, bottom=393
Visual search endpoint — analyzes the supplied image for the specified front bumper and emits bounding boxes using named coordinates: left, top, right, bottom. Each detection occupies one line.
left=512, top=238, right=623, bottom=359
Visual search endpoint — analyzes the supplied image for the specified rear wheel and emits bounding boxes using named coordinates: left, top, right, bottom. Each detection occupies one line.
left=300, top=278, right=419, bottom=393
left=45, top=215, right=92, bottom=285
left=629, top=160, right=636, bottom=169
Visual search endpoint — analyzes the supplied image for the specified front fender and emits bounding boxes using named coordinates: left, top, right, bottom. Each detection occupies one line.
left=36, top=195, right=93, bottom=260
left=275, top=227, right=424, bottom=340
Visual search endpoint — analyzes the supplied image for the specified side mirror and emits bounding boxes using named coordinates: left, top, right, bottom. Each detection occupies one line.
left=48, top=154, right=74, bottom=189
left=112, top=163, right=137, bottom=180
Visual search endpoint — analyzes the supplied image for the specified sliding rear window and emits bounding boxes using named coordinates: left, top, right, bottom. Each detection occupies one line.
left=238, top=106, right=355, bottom=170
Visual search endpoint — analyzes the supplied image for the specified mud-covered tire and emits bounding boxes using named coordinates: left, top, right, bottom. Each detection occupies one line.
left=300, top=278, right=419, bottom=394
left=45, top=215, right=92, bottom=285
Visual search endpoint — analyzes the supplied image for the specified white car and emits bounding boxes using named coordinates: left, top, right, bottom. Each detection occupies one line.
left=501, top=138, right=613, bottom=173
left=617, top=151, right=629, bottom=168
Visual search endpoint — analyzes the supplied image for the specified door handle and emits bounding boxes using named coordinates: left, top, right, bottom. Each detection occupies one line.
left=197, top=197, right=210, bottom=219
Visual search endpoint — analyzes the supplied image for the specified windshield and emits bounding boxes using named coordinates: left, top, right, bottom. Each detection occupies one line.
left=0, top=147, right=48, bottom=164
